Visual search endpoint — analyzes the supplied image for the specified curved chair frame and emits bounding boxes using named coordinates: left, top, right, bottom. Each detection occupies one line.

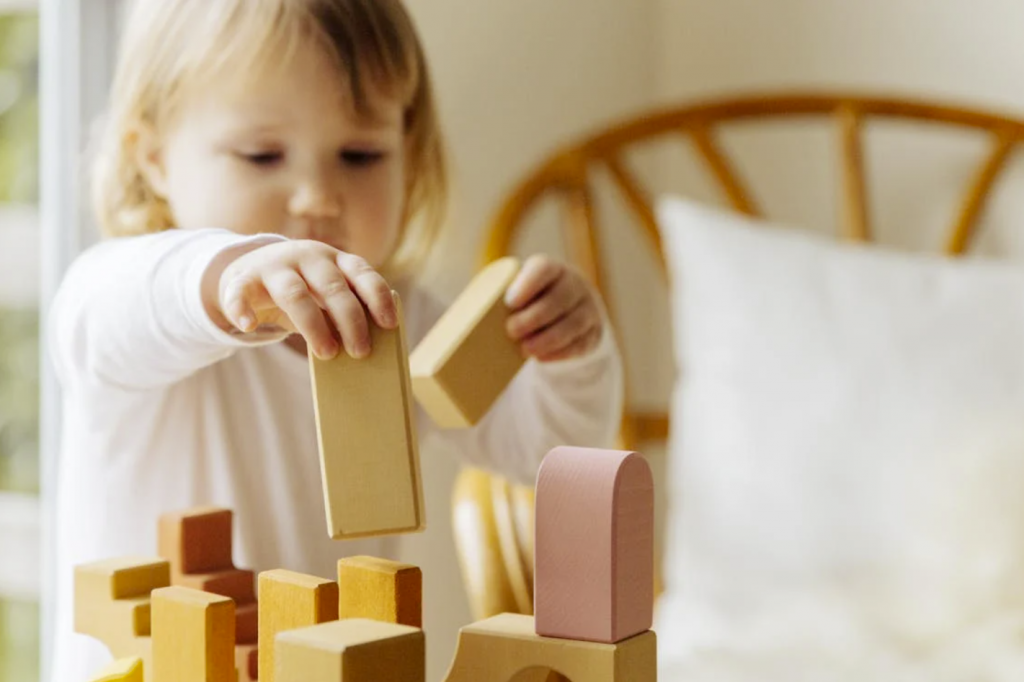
left=453, top=92, right=1024, bottom=621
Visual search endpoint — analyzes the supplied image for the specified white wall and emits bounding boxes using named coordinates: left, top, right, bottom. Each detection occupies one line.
left=398, top=2, right=658, bottom=680
left=655, top=0, right=1024, bottom=256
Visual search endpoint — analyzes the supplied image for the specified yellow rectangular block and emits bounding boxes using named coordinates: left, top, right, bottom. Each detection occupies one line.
left=275, top=619, right=424, bottom=682
left=259, top=570, right=340, bottom=682
left=337, top=556, right=422, bottom=628
left=309, top=292, right=425, bottom=539
left=74, top=556, right=169, bottom=679
left=89, top=657, right=144, bottom=682
left=152, top=586, right=235, bottom=682
left=410, top=257, right=523, bottom=428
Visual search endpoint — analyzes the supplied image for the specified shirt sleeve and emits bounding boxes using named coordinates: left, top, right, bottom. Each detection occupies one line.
left=408, top=285, right=625, bottom=486
left=49, top=228, right=290, bottom=392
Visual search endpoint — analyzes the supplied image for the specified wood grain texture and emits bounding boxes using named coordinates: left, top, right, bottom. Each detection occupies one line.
left=74, top=557, right=170, bottom=681
left=337, top=556, right=422, bottom=627
left=158, top=508, right=234, bottom=575
left=151, top=586, right=235, bottom=682
left=409, top=257, right=523, bottom=428
left=276, top=619, right=425, bottom=682
left=88, top=657, right=144, bottom=682
left=443, top=613, right=655, bottom=682
left=534, top=447, right=654, bottom=643
left=259, top=569, right=340, bottom=682
left=310, top=292, right=425, bottom=539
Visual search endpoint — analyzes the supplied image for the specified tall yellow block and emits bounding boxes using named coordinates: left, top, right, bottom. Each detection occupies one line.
left=151, top=586, right=235, bottom=682
left=337, top=556, right=422, bottom=628
left=259, top=569, right=340, bottom=682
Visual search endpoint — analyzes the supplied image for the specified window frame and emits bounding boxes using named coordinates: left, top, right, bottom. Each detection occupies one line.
left=38, top=0, right=121, bottom=679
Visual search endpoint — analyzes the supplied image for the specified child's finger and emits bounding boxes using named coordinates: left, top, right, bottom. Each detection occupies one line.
left=522, top=302, right=596, bottom=358
left=504, top=255, right=563, bottom=309
left=300, top=258, right=370, bottom=359
left=263, top=269, right=339, bottom=359
left=539, top=326, right=603, bottom=362
left=221, top=275, right=266, bottom=333
left=336, top=252, right=397, bottom=329
left=506, top=274, right=587, bottom=341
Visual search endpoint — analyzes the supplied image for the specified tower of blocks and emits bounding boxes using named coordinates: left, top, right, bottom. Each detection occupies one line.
left=78, top=446, right=656, bottom=681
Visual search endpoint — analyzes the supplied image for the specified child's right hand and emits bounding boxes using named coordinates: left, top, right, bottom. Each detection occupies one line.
left=212, top=240, right=397, bottom=360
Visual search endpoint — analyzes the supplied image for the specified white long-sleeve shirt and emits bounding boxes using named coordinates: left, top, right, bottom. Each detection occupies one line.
left=47, top=227, right=623, bottom=681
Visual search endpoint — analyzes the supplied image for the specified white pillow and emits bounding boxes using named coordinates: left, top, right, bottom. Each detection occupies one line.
left=654, top=197, right=1024, bottom=680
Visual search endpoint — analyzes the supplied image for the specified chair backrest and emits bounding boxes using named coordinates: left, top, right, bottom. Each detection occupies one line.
left=453, top=92, right=1024, bottom=621
left=481, top=92, right=1024, bottom=446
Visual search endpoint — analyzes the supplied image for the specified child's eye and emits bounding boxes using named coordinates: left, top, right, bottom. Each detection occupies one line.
left=237, top=151, right=284, bottom=166
left=340, top=150, right=385, bottom=168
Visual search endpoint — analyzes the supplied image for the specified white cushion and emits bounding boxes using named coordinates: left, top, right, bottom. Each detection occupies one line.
left=654, top=197, right=1024, bottom=680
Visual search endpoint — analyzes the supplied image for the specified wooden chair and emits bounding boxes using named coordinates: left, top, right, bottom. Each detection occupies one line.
left=451, top=92, right=1024, bottom=621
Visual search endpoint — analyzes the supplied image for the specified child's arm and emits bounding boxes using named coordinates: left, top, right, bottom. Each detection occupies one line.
left=412, top=258, right=624, bottom=485
left=50, top=228, right=395, bottom=392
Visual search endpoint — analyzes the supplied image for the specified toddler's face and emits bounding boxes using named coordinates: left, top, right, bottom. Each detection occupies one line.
left=146, top=42, right=407, bottom=267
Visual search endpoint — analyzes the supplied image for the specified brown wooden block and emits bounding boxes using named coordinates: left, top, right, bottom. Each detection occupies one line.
left=409, top=257, right=523, bottom=428
left=74, top=557, right=170, bottom=680
left=444, top=613, right=655, bottom=682
left=235, top=643, right=259, bottom=682
left=534, top=447, right=654, bottom=644
left=158, top=508, right=234, bottom=575
left=275, top=619, right=424, bottom=682
left=235, top=601, right=259, bottom=645
left=337, top=556, right=422, bottom=628
left=88, top=657, right=144, bottom=682
left=309, top=292, right=425, bottom=540
left=176, top=568, right=256, bottom=605
left=259, top=569, right=340, bottom=682
left=152, top=586, right=235, bottom=682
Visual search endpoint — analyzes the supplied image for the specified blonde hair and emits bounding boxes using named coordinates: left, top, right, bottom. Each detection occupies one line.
left=92, top=0, right=447, bottom=275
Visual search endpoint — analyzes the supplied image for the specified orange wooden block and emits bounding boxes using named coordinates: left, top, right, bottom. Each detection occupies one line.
left=259, top=569, right=340, bottom=682
left=337, top=556, right=422, bottom=628
left=158, top=508, right=234, bottom=575
left=534, top=447, right=654, bottom=643
left=177, top=568, right=256, bottom=604
left=235, top=644, right=258, bottom=682
left=235, top=601, right=258, bottom=645
left=409, top=257, right=523, bottom=429
left=151, top=586, right=235, bottom=682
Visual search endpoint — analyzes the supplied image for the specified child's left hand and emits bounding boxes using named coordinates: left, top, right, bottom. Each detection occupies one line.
left=504, top=255, right=605, bottom=362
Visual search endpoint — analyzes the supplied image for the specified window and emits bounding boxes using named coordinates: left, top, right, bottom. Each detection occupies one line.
left=0, top=6, right=40, bottom=682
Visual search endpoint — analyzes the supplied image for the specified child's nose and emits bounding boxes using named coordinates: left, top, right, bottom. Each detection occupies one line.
left=289, top=178, right=342, bottom=221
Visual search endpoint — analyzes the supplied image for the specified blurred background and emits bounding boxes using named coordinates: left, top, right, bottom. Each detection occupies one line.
left=6, top=1, right=1024, bottom=680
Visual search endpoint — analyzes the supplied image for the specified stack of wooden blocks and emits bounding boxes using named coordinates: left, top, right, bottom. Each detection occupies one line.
left=77, top=258, right=658, bottom=680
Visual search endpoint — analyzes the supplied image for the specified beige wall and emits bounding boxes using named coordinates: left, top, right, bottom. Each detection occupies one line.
left=397, top=2, right=658, bottom=680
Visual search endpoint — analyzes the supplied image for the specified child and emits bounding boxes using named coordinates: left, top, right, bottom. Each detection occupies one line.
left=49, top=0, right=622, bottom=678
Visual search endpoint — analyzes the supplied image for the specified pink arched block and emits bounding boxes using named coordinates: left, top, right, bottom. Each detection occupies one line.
left=534, top=446, right=654, bottom=643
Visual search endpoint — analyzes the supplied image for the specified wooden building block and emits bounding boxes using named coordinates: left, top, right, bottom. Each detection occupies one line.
left=235, top=601, right=259, bottom=644
left=443, top=613, right=655, bottom=682
left=158, top=508, right=234, bottom=575
left=236, top=644, right=259, bottom=682
left=337, top=556, right=422, bottom=627
left=177, top=568, right=256, bottom=605
left=259, top=569, right=340, bottom=682
left=151, top=586, right=236, bottom=682
left=534, top=447, right=654, bottom=644
left=89, top=657, right=144, bottom=682
left=74, top=557, right=170, bottom=679
left=410, top=257, right=523, bottom=428
left=276, top=619, right=424, bottom=682
left=309, top=292, right=425, bottom=539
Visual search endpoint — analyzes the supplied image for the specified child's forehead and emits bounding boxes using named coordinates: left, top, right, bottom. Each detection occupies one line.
left=179, top=44, right=405, bottom=132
